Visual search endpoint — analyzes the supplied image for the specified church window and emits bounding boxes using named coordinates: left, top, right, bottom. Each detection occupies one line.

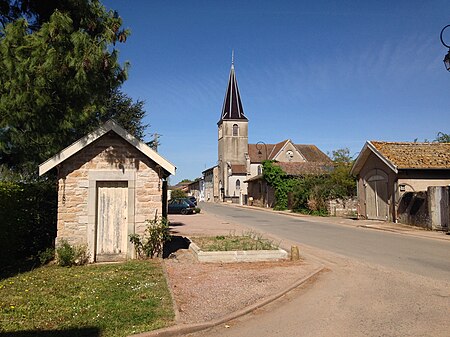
left=232, top=124, right=239, bottom=136
left=236, top=179, right=241, bottom=190
left=257, top=165, right=262, bottom=175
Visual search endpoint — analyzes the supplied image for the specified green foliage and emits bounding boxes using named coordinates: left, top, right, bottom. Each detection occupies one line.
left=262, top=160, right=296, bottom=210
left=56, top=240, right=89, bottom=267
left=262, top=149, right=356, bottom=215
left=170, top=188, right=187, bottom=199
left=0, top=180, right=57, bottom=267
left=435, top=132, right=450, bottom=143
left=194, top=207, right=201, bottom=214
left=0, top=1, right=133, bottom=178
left=37, top=247, right=55, bottom=265
left=129, top=218, right=171, bottom=259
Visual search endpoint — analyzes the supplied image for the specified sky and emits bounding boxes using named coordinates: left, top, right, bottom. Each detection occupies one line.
left=102, top=0, right=450, bottom=184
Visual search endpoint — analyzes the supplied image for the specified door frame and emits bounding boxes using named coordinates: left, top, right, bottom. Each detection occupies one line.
left=87, top=171, right=136, bottom=262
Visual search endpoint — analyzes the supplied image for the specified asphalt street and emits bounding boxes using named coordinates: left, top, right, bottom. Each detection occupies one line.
left=200, top=202, right=450, bottom=281
left=188, top=203, right=450, bottom=337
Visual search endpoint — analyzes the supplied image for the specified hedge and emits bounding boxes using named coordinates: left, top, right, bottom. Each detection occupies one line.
left=0, top=181, right=57, bottom=268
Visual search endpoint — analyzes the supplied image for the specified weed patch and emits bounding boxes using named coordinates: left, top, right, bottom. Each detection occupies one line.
left=192, top=231, right=279, bottom=251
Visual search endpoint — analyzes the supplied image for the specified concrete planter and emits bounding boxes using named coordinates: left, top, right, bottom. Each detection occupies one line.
left=189, top=240, right=288, bottom=263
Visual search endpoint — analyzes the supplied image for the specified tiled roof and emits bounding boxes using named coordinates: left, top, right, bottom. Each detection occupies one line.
left=294, top=145, right=332, bottom=163
left=371, top=141, right=450, bottom=169
left=248, top=141, right=289, bottom=162
left=275, top=162, right=332, bottom=176
left=248, top=141, right=331, bottom=164
left=231, top=164, right=247, bottom=174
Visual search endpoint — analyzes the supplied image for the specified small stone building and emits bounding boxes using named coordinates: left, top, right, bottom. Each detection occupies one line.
left=351, top=141, right=450, bottom=223
left=39, top=120, right=176, bottom=262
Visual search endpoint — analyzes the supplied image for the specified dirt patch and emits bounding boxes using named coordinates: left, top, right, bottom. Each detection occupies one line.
left=164, top=249, right=319, bottom=324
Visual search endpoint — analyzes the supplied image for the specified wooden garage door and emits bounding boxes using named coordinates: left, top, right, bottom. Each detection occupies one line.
left=96, top=181, right=128, bottom=262
left=365, top=174, right=388, bottom=220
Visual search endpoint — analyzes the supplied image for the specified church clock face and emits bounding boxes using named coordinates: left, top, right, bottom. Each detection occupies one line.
left=286, top=150, right=294, bottom=161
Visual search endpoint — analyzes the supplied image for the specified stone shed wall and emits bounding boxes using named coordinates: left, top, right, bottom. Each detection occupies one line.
left=56, top=132, right=162, bottom=253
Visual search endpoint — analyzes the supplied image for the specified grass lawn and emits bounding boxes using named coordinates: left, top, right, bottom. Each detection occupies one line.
left=192, top=234, right=278, bottom=252
left=0, top=260, right=174, bottom=337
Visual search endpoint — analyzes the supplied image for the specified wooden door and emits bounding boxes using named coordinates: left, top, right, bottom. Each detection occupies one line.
left=96, top=181, right=128, bottom=261
left=365, top=174, right=388, bottom=220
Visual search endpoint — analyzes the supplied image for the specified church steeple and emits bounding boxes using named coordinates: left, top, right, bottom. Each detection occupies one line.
left=220, top=55, right=247, bottom=122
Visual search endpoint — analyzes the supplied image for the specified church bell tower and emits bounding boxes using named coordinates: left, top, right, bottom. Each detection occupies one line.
left=217, top=56, right=248, bottom=199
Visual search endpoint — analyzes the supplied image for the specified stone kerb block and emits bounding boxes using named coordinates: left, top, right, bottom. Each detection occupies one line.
left=189, top=241, right=288, bottom=263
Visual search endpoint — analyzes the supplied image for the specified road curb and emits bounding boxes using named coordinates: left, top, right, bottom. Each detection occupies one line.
left=128, top=265, right=325, bottom=337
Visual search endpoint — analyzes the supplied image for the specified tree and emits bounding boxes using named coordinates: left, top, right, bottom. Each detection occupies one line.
left=434, top=132, right=450, bottom=143
left=0, top=0, right=130, bottom=178
left=328, top=148, right=356, bottom=198
left=103, top=89, right=150, bottom=142
left=170, top=189, right=187, bottom=199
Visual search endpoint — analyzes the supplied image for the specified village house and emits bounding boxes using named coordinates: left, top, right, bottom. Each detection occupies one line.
left=351, top=141, right=450, bottom=229
left=39, top=120, right=176, bottom=262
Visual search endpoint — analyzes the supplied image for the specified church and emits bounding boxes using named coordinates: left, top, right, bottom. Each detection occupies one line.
left=202, top=59, right=331, bottom=204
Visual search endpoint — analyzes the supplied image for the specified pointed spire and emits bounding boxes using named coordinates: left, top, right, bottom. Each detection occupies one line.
left=220, top=53, right=247, bottom=122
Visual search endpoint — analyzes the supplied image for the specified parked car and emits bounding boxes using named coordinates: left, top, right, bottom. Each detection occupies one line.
left=188, top=196, right=197, bottom=206
left=168, top=198, right=196, bottom=215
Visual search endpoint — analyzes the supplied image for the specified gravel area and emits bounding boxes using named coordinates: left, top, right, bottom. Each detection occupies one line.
left=164, top=248, right=318, bottom=324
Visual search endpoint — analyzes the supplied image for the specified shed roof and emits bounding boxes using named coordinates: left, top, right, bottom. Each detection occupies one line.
left=39, top=120, right=176, bottom=176
left=351, top=141, right=450, bottom=175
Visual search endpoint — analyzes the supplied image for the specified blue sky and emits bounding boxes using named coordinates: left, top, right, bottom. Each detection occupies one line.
left=103, top=0, right=450, bottom=184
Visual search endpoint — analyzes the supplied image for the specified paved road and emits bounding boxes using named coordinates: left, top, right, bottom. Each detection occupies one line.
left=188, top=203, right=450, bottom=337
left=200, top=202, right=450, bottom=281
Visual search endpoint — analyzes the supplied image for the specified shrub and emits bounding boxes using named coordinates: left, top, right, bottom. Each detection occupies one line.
left=56, top=240, right=89, bottom=267
left=38, top=248, right=55, bottom=265
left=129, top=217, right=171, bottom=259
left=0, top=180, right=57, bottom=266
left=195, top=207, right=201, bottom=214
left=170, top=188, right=187, bottom=199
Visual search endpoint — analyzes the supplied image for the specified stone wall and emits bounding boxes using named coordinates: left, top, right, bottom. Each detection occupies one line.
left=397, top=186, right=449, bottom=231
left=56, top=132, right=162, bottom=259
left=397, top=191, right=429, bottom=229
left=326, top=198, right=358, bottom=217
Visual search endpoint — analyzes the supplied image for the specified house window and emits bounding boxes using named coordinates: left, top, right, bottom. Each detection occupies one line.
left=257, top=165, right=262, bottom=175
left=232, top=124, right=239, bottom=136
left=236, top=179, right=241, bottom=191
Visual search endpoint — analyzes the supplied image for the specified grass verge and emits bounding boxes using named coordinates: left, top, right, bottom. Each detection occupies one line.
left=192, top=232, right=279, bottom=251
left=0, top=260, right=174, bottom=337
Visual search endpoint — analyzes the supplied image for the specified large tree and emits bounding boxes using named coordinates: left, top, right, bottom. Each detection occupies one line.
left=0, top=0, right=132, bottom=178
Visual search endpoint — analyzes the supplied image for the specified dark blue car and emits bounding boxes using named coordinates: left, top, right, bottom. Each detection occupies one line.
left=168, top=198, right=196, bottom=215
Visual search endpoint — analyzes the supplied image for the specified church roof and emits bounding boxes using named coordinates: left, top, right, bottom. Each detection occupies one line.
left=219, top=61, right=247, bottom=122
left=248, top=141, right=331, bottom=164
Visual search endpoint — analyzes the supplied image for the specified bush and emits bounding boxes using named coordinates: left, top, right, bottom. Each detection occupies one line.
left=38, top=248, right=55, bottom=265
left=170, top=188, right=187, bottom=199
left=129, top=217, right=171, bottom=259
left=0, top=180, right=57, bottom=267
left=195, top=207, right=201, bottom=214
left=56, top=240, right=89, bottom=267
